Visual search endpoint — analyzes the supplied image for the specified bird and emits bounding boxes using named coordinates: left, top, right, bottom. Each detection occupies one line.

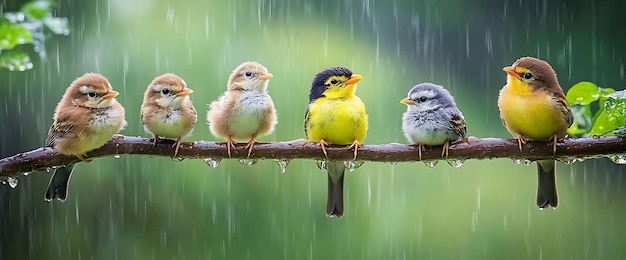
left=305, top=66, right=368, bottom=217
left=207, top=61, right=277, bottom=158
left=400, top=83, right=467, bottom=160
left=44, top=73, right=126, bottom=202
left=498, top=56, right=573, bottom=209
left=141, top=73, right=197, bottom=157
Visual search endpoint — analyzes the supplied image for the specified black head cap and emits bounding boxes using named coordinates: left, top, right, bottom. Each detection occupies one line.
left=308, top=67, right=353, bottom=102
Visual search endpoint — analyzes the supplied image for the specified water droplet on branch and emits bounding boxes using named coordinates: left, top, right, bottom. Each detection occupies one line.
left=274, top=159, right=290, bottom=174
left=446, top=159, right=465, bottom=168
left=344, top=161, right=365, bottom=172
left=203, top=158, right=221, bottom=168
left=7, top=177, right=18, bottom=188
left=238, top=159, right=258, bottom=167
left=424, top=161, right=438, bottom=168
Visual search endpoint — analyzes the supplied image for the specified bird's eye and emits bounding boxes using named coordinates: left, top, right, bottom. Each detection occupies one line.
left=161, top=89, right=171, bottom=95
left=419, top=96, right=428, bottom=102
left=523, top=73, right=534, bottom=80
left=244, top=71, right=253, bottom=77
left=87, top=92, right=96, bottom=98
left=330, top=79, right=339, bottom=85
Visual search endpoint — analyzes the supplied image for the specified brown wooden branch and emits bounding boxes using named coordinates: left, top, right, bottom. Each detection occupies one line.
left=1, top=135, right=626, bottom=178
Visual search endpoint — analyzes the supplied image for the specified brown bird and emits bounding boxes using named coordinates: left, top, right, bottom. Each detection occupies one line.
left=498, top=56, right=573, bottom=209
left=141, top=73, right=197, bottom=157
left=207, top=61, right=277, bottom=157
left=45, top=73, right=127, bottom=202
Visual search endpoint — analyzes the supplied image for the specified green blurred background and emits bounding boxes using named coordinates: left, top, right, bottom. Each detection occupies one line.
left=1, top=0, right=626, bottom=259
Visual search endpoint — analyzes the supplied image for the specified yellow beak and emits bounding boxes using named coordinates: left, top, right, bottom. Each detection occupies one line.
left=102, top=90, right=119, bottom=99
left=503, top=66, right=518, bottom=77
left=257, top=73, right=273, bottom=80
left=400, top=98, right=416, bottom=105
left=176, top=88, right=194, bottom=97
left=344, top=74, right=362, bottom=85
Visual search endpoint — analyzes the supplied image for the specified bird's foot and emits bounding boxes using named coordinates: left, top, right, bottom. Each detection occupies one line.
left=348, top=140, right=362, bottom=160
left=227, top=136, right=236, bottom=158
left=320, top=139, right=329, bottom=158
left=152, top=135, right=161, bottom=146
left=244, top=136, right=257, bottom=157
left=441, top=140, right=450, bottom=159
left=77, top=154, right=92, bottom=163
left=516, top=134, right=526, bottom=153
left=172, top=137, right=182, bottom=157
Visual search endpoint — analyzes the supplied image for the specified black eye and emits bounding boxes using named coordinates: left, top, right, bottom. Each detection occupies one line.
left=419, top=96, right=428, bottom=102
left=523, top=73, right=533, bottom=80
left=330, top=79, right=338, bottom=85
left=87, top=92, right=96, bottom=98
left=244, top=71, right=253, bottom=77
left=161, top=89, right=170, bottom=95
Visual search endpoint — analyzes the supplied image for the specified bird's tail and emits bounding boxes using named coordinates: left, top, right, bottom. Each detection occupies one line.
left=326, top=161, right=345, bottom=217
left=536, top=160, right=558, bottom=209
left=44, top=164, right=75, bottom=202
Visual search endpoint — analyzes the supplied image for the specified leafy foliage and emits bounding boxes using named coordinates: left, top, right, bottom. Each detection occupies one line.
left=566, top=81, right=626, bottom=136
left=0, top=0, right=69, bottom=71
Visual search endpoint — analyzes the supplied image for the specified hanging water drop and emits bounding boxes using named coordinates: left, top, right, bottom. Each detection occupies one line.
left=23, top=172, right=30, bottom=176
left=344, top=161, right=365, bottom=172
left=7, top=177, right=18, bottom=188
left=114, top=154, right=121, bottom=159
left=238, top=159, right=258, bottom=167
left=203, top=158, right=222, bottom=168
left=558, top=156, right=579, bottom=165
left=446, top=159, right=465, bottom=168
left=171, top=157, right=185, bottom=162
left=274, top=159, right=290, bottom=174
left=389, top=162, right=398, bottom=165
left=523, top=159, right=532, bottom=166
left=512, top=159, right=522, bottom=165
left=315, top=160, right=327, bottom=171
left=608, top=154, right=626, bottom=164
left=423, top=161, right=438, bottom=168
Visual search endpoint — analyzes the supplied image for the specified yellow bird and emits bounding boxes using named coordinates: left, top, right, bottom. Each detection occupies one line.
left=498, top=56, right=573, bottom=209
left=305, top=67, right=368, bottom=217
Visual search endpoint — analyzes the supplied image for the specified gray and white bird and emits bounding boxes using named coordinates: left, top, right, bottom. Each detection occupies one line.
left=400, top=83, right=467, bottom=159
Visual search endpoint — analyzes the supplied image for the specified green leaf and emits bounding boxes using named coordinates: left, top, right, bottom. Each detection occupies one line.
left=21, top=1, right=52, bottom=21
left=0, top=50, right=34, bottom=71
left=44, top=17, right=69, bottom=35
left=567, top=105, right=593, bottom=136
left=589, top=90, right=626, bottom=136
left=566, top=81, right=601, bottom=105
left=0, top=21, right=33, bottom=49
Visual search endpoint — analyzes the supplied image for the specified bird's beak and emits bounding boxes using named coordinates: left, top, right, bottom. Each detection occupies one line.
left=257, top=73, right=273, bottom=80
left=344, top=74, right=362, bottom=85
left=176, top=88, right=194, bottom=97
left=102, top=90, right=119, bottom=99
left=503, top=66, right=518, bottom=77
left=400, top=98, right=416, bottom=105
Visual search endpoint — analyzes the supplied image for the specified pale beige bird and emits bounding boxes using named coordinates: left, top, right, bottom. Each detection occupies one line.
left=141, top=73, right=197, bottom=157
left=207, top=61, right=277, bottom=157
left=45, top=73, right=126, bottom=202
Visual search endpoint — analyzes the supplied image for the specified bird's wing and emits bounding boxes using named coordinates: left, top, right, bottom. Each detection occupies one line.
left=304, top=105, right=311, bottom=138
left=45, top=120, right=73, bottom=147
left=450, top=112, right=467, bottom=139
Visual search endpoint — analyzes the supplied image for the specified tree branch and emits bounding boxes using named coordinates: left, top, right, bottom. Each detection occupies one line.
left=1, top=135, right=625, bottom=178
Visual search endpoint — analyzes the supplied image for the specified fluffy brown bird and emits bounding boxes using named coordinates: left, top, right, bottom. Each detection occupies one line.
left=141, top=73, right=197, bottom=156
left=44, top=73, right=126, bottom=202
left=207, top=61, right=277, bottom=157
left=498, top=56, right=573, bottom=209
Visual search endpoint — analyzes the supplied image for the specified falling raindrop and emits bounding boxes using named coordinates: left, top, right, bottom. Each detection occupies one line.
left=203, top=158, right=222, bottom=168
left=423, top=161, right=438, bottom=168
left=446, top=159, right=465, bottom=168
left=344, top=161, right=365, bottom=172
left=315, top=160, right=327, bottom=171
left=608, top=154, right=626, bottom=164
left=274, top=159, right=290, bottom=174
left=171, top=157, right=185, bottom=162
left=7, top=177, right=18, bottom=188
left=238, top=159, right=258, bottom=167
